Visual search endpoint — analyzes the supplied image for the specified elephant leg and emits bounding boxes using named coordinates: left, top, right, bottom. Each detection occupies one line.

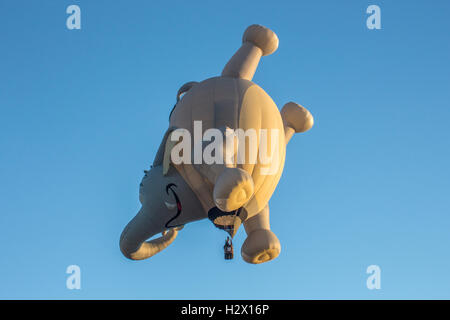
left=194, top=127, right=254, bottom=212
left=241, top=204, right=281, bottom=264
left=280, top=102, right=314, bottom=144
left=213, top=167, right=254, bottom=212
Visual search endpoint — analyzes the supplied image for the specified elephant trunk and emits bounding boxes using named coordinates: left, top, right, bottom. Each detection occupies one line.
left=120, top=209, right=178, bottom=260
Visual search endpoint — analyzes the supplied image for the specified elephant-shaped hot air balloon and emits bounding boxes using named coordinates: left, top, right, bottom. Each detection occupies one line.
left=120, top=24, right=314, bottom=264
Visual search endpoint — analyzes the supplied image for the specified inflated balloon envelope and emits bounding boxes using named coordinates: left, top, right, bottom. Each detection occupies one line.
left=120, top=24, right=314, bottom=264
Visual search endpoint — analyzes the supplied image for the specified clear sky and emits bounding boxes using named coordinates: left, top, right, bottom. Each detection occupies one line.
left=1, top=0, right=449, bottom=299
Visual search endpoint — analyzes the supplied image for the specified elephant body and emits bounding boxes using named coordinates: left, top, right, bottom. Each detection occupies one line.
left=169, top=76, right=286, bottom=218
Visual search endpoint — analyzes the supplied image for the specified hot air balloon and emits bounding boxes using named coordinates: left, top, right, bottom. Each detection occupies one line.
left=120, top=24, right=314, bottom=264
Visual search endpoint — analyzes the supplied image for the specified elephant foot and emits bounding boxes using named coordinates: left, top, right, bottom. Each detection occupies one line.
left=213, top=167, right=254, bottom=212
left=241, top=229, right=281, bottom=264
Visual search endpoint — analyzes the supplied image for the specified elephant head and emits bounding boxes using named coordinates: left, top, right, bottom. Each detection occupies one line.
left=119, top=130, right=205, bottom=260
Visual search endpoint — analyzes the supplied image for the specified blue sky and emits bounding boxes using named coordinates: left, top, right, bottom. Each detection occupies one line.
left=1, top=0, right=449, bottom=299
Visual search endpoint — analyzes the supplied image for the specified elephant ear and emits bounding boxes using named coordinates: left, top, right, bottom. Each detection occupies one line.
left=153, top=127, right=178, bottom=175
